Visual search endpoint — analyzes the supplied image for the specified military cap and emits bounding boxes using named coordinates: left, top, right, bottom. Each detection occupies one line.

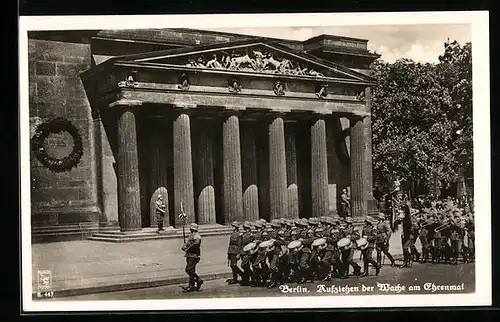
left=262, top=230, right=269, bottom=236
left=315, top=227, right=324, bottom=233
left=243, top=222, right=252, bottom=229
left=378, top=213, right=386, bottom=220
left=312, top=238, right=327, bottom=247
left=265, top=227, right=274, bottom=232
left=288, top=240, right=302, bottom=250
left=254, top=221, right=263, bottom=228
left=309, top=218, right=319, bottom=225
left=291, top=230, right=298, bottom=235
left=345, top=217, right=353, bottom=224
left=259, top=218, right=267, bottom=224
left=333, top=214, right=341, bottom=220
left=278, top=230, right=285, bottom=236
left=285, top=219, right=294, bottom=227
left=231, top=221, right=239, bottom=228
left=189, top=223, right=199, bottom=231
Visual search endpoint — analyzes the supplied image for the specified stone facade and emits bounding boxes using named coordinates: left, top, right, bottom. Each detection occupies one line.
left=28, top=29, right=380, bottom=241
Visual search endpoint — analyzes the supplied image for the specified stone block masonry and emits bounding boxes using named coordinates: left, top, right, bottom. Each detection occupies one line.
left=29, top=39, right=101, bottom=227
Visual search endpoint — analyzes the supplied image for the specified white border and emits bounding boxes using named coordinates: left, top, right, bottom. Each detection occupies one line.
left=20, top=11, right=491, bottom=311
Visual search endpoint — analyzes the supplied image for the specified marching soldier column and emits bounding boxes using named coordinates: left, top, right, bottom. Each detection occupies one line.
left=178, top=189, right=474, bottom=292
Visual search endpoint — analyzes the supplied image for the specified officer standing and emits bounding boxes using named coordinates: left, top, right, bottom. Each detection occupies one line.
left=375, top=213, right=396, bottom=267
left=181, top=223, right=203, bottom=292
left=340, top=189, right=350, bottom=218
left=359, top=217, right=381, bottom=276
left=227, top=221, right=243, bottom=284
left=155, top=195, right=166, bottom=233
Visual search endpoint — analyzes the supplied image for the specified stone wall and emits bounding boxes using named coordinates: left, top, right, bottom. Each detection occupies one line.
left=28, top=38, right=101, bottom=227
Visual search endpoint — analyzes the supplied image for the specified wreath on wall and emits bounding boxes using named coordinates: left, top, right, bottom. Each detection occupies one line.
left=31, top=117, right=84, bottom=173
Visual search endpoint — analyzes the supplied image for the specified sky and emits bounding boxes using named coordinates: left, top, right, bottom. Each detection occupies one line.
left=205, top=24, right=471, bottom=64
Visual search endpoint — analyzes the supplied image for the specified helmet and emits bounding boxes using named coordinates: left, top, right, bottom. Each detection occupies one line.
left=189, top=223, right=199, bottom=231
left=243, top=222, right=252, bottom=229
left=345, top=217, right=353, bottom=224
left=231, top=221, right=239, bottom=228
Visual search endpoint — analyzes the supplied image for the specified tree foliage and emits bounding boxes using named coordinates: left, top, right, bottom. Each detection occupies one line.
left=371, top=40, right=472, bottom=192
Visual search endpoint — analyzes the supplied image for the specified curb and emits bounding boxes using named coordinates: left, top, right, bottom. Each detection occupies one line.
left=32, top=272, right=233, bottom=299
left=32, top=252, right=407, bottom=299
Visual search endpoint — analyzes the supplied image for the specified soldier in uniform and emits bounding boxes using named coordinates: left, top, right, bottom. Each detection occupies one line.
left=155, top=195, right=166, bottom=233
left=226, top=221, right=243, bottom=284
left=465, top=212, right=475, bottom=262
left=240, top=222, right=255, bottom=286
left=449, top=215, right=463, bottom=265
left=339, top=233, right=361, bottom=279
left=418, top=218, right=433, bottom=263
left=359, top=217, right=381, bottom=276
left=252, top=223, right=270, bottom=286
left=270, top=220, right=281, bottom=239
left=296, top=238, right=313, bottom=283
left=181, top=223, right=203, bottom=292
left=375, top=213, right=396, bottom=267
left=340, top=189, right=350, bottom=218
left=409, top=210, right=421, bottom=263
left=393, top=202, right=415, bottom=268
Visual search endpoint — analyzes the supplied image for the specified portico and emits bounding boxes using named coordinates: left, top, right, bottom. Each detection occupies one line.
left=81, top=39, right=376, bottom=231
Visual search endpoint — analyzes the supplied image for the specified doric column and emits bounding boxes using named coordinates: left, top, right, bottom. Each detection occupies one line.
left=149, top=119, right=169, bottom=227
left=268, top=115, right=288, bottom=220
left=194, top=119, right=216, bottom=224
left=311, top=117, right=329, bottom=218
left=350, top=116, right=367, bottom=217
left=240, top=120, right=259, bottom=221
left=363, top=87, right=376, bottom=210
left=117, top=109, right=142, bottom=231
left=285, top=121, right=299, bottom=219
left=173, top=112, right=195, bottom=227
left=223, top=114, right=244, bottom=223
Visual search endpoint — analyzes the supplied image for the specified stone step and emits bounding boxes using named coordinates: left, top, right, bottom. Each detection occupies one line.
left=87, top=224, right=233, bottom=243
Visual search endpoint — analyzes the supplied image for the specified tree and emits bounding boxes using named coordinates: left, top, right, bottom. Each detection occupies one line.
left=370, top=40, right=472, bottom=194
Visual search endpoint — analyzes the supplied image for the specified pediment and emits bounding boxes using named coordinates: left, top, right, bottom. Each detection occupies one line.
left=113, top=40, right=374, bottom=83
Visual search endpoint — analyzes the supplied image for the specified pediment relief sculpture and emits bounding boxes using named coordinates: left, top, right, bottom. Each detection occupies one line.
left=181, top=48, right=327, bottom=78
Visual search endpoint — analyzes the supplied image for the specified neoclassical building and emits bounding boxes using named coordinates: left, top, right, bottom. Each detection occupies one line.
left=28, top=29, right=380, bottom=241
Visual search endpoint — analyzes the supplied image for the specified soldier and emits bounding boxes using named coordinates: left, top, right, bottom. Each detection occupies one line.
left=240, top=222, right=255, bottom=286
left=359, top=217, right=381, bottom=276
left=409, top=210, right=421, bottom=263
left=262, top=239, right=282, bottom=288
left=311, top=237, right=328, bottom=280
left=252, top=225, right=270, bottom=286
left=181, top=223, right=203, bottom=292
left=270, top=220, right=281, bottom=239
left=394, top=203, right=416, bottom=268
left=465, top=212, right=475, bottom=262
left=418, top=218, right=433, bottom=263
left=226, top=221, right=243, bottom=284
left=375, top=213, right=396, bottom=267
left=283, top=220, right=293, bottom=243
left=338, top=235, right=361, bottom=279
left=449, top=215, right=463, bottom=265
left=155, top=195, right=166, bottom=233
left=340, top=189, right=350, bottom=218
left=295, top=239, right=313, bottom=283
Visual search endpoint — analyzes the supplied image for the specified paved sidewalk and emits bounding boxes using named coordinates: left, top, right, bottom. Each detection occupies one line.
left=31, top=231, right=412, bottom=297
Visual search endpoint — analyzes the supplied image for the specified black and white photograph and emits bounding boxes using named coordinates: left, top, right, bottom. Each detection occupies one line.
left=19, top=12, right=491, bottom=311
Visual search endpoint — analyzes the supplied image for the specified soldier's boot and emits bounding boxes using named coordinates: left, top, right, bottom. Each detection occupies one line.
left=371, top=260, right=381, bottom=276
left=182, top=278, right=196, bottom=292
left=360, top=262, right=369, bottom=277
left=386, top=252, right=396, bottom=267
left=376, top=252, right=382, bottom=267
left=267, top=272, right=279, bottom=289
left=227, top=266, right=239, bottom=284
left=353, top=264, right=361, bottom=278
left=195, top=276, right=204, bottom=291
left=400, top=250, right=410, bottom=268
